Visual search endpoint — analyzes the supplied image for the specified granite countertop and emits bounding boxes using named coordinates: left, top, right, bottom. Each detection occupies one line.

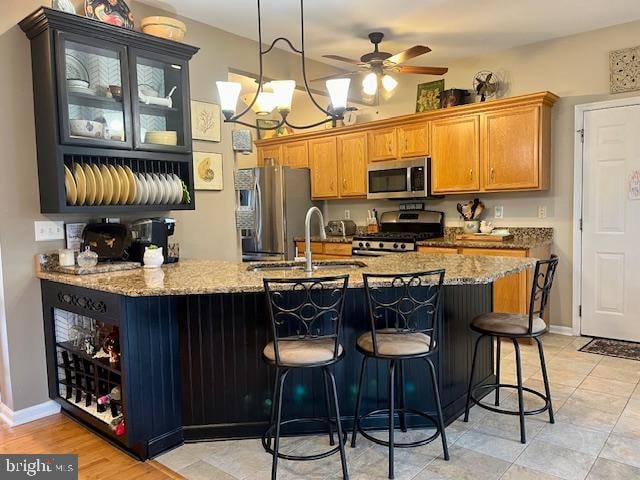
left=36, top=253, right=538, bottom=297
left=297, top=227, right=553, bottom=249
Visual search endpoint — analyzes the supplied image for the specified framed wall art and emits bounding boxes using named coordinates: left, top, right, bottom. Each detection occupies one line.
left=193, top=152, right=223, bottom=190
left=610, top=46, right=640, bottom=94
left=191, top=100, right=221, bottom=142
left=415, top=80, right=444, bottom=112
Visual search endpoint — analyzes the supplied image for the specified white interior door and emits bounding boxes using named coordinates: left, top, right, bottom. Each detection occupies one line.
left=581, top=105, right=640, bottom=341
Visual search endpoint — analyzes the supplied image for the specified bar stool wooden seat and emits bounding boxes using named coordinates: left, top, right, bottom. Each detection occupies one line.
left=351, top=270, right=448, bottom=480
left=261, top=275, right=350, bottom=480
left=464, top=255, right=559, bottom=444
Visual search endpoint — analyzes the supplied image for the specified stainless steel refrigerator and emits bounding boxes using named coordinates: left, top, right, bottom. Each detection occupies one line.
left=236, top=165, right=316, bottom=261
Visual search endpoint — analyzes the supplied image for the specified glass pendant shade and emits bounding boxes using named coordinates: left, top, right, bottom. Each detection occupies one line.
left=382, top=74, right=398, bottom=92
left=362, top=72, right=378, bottom=96
left=242, top=91, right=276, bottom=116
left=216, top=81, right=242, bottom=118
left=269, top=80, right=296, bottom=112
left=326, top=78, right=351, bottom=114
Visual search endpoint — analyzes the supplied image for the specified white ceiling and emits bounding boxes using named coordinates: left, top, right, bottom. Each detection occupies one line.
left=140, top=0, right=640, bottom=68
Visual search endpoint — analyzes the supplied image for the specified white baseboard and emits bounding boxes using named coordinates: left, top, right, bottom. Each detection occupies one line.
left=548, top=325, right=575, bottom=336
left=0, top=400, right=60, bottom=427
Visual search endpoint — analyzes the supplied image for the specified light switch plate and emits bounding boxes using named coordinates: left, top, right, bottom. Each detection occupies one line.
left=344, top=210, right=351, bottom=220
left=494, top=205, right=504, bottom=219
left=34, top=221, right=65, bottom=241
left=538, top=205, right=547, bottom=219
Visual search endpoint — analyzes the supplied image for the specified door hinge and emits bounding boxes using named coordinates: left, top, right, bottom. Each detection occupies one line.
left=578, top=305, right=582, bottom=317
left=577, top=128, right=584, bottom=143
left=579, top=218, right=583, bottom=231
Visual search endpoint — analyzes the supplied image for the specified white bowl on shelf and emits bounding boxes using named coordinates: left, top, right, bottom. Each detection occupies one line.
left=70, top=120, right=103, bottom=138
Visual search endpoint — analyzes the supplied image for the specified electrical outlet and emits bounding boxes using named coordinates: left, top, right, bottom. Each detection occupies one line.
left=538, top=205, right=547, bottom=219
left=344, top=209, right=350, bottom=220
left=34, top=221, right=65, bottom=241
left=494, top=205, right=504, bottom=219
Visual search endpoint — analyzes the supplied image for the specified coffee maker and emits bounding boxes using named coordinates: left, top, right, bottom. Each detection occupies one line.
left=128, top=218, right=178, bottom=264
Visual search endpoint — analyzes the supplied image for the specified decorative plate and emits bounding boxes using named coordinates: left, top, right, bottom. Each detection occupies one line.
left=52, top=0, right=76, bottom=14
left=85, top=0, right=134, bottom=30
left=66, top=54, right=89, bottom=82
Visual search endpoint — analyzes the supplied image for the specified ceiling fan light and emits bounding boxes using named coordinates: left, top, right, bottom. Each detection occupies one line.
left=382, top=74, right=398, bottom=92
left=216, top=81, right=242, bottom=119
left=270, top=80, right=296, bottom=112
left=362, top=72, right=377, bottom=96
left=326, top=78, right=351, bottom=115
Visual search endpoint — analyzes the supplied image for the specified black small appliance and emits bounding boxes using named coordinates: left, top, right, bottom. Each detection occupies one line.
left=128, top=218, right=178, bottom=264
left=81, top=223, right=131, bottom=262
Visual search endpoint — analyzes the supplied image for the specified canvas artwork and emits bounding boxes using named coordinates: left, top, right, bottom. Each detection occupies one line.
left=609, top=46, right=640, bottom=94
left=415, top=80, right=444, bottom=112
left=191, top=101, right=221, bottom=142
left=193, top=152, right=223, bottom=190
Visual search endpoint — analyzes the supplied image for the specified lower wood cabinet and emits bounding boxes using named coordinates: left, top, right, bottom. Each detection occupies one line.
left=416, top=246, right=459, bottom=255
left=295, top=241, right=352, bottom=259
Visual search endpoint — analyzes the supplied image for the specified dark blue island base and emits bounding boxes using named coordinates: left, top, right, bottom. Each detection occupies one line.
left=40, top=281, right=494, bottom=459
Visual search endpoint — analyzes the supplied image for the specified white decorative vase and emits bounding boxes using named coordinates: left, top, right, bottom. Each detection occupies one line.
left=143, top=247, right=164, bottom=269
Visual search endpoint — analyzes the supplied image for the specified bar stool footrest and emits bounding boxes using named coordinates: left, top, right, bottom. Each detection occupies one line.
left=355, top=408, right=441, bottom=448
left=262, top=417, right=347, bottom=461
left=470, top=383, right=550, bottom=416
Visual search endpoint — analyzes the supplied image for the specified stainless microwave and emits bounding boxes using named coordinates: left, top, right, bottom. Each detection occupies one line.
left=367, top=157, right=433, bottom=200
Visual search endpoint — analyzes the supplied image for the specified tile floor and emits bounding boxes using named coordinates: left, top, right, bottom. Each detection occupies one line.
left=157, top=334, right=640, bottom=480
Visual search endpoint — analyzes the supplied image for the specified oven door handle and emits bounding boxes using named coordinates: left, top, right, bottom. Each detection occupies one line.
left=352, top=249, right=398, bottom=257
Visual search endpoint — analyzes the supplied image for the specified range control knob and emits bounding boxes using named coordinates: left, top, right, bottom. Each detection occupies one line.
left=379, top=242, right=384, bottom=249
left=393, top=243, right=399, bottom=249
left=365, top=242, right=370, bottom=248
left=400, top=243, right=406, bottom=250
left=358, top=242, right=364, bottom=248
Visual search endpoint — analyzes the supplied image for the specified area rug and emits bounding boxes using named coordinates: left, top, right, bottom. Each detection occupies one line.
left=579, top=337, right=640, bottom=361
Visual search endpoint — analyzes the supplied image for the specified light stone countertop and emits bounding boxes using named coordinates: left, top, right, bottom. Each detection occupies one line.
left=36, top=252, right=538, bottom=297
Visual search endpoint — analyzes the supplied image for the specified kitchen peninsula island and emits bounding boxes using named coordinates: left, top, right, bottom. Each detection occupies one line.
left=37, top=253, right=537, bottom=459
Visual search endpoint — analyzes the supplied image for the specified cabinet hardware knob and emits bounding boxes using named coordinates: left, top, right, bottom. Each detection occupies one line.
left=490, top=167, right=495, bottom=180
left=469, top=168, right=473, bottom=179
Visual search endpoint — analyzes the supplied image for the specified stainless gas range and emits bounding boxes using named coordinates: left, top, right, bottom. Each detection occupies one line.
left=351, top=210, right=444, bottom=256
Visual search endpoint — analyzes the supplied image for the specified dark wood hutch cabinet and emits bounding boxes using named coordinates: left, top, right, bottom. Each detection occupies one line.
left=20, top=8, right=199, bottom=214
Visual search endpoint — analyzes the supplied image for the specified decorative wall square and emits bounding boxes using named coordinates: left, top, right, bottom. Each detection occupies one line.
left=191, top=100, right=221, bottom=142
left=609, top=46, right=640, bottom=94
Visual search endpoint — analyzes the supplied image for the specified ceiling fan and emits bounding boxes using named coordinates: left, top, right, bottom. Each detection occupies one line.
left=313, top=32, right=448, bottom=97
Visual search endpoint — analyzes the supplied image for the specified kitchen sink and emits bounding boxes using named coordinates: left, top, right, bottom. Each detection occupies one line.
left=247, top=260, right=367, bottom=272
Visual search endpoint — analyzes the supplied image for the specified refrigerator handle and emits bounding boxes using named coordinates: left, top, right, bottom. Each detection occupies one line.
left=255, top=178, right=263, bottom=240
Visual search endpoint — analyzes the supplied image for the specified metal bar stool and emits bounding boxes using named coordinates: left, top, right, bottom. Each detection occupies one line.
left=464, top=255, right=559, bottom=444
left=261, top=275, right=350, bottom=480
left=351, top=270, right=448, bottom=480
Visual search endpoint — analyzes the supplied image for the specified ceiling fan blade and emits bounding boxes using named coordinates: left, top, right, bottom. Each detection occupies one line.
left=395, top=65, right=448, bottom=75
left=385, top=45, right=431, bottom=65
left=310, top=71, right=360, bottom=82
left=322, top=54, right=365, bottom=66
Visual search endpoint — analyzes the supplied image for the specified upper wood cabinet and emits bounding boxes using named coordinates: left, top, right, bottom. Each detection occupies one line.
left=309, top=137, right=338, bottom=198
left=398, top=123, right=429, bottom=158
left=368, top=127, right=397, bottom=161
left=257, top=144, right=283, bottom=166
left=338, top=132, right=367, bottom=197
left=282, top=140, right=309, bottom=168
left=431, top=115, right=481, bottom=193
left=481, top=106, right=543, bottom=191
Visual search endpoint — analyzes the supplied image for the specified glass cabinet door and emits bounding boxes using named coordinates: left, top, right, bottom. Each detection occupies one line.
left=131, top=50, right=190, bottom=152
left=57, top=32, right=132, bottom=148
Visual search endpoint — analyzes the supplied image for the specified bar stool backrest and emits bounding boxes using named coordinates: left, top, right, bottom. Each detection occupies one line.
left=362, top=270, right=445, bottom=356
left=263, top=275, right=350, bottom=366
left=527, top=254, right=559, bottom=334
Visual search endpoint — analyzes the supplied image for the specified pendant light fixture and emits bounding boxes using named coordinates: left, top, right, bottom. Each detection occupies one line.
left=216, top=0, right=351, bottom=131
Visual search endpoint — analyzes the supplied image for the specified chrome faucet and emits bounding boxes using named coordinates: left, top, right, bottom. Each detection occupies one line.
left=304, top=206, right=326, bottom=272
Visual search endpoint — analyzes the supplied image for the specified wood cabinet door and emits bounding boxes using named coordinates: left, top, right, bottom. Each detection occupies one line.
left=431, top=115, right=480, bottom=193
left=368, top=127, right=397, bottom=161
left=399, top=123, right=429, bottom=158
left=482, top=106, right=540, bottom=190
left=309, top=137, right=338, bottom=198
left=257, top=145, right=283, bottom=166
left=337, top=132, right=367, bottom=197
left=283, top=140, right=309, bottom=168
left=417, top=246, right=459, bottom=254
left=460, top=248, right=529, bottom=314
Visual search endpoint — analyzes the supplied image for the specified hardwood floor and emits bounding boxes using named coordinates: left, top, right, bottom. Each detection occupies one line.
left=0, top=413, right=184, bottom=479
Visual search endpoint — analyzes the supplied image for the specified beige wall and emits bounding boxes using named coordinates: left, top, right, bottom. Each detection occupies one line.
left=0, top=1, right=338, bottom=411
left=324, top=20, right=640, bottom=329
